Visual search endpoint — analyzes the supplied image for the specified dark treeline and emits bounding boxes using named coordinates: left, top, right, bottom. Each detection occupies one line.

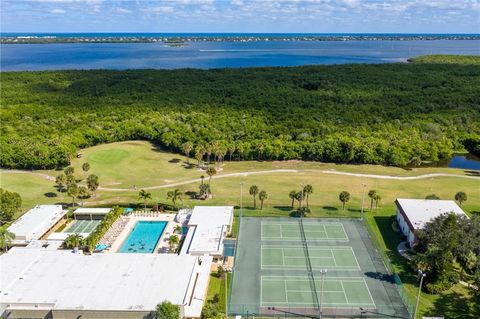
left=1, top=63, right=479, bottom=169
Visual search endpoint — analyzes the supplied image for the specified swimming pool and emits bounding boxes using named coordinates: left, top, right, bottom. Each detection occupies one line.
left=118, top=221, right=168, bottom=253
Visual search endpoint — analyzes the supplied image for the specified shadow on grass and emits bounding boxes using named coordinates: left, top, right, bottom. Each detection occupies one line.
left=465, top=170, right=480, bottom=176
left=185, top=191, right=197, bottom=199
left=168, top=158, right=182, bottom=163
left=273, top=206, right=293, bottom=212
left=347, top=207, right=361, bottom=213
left=44, top=192, right=58, bottom=198
left=322, top=206, right=338, bottom=211
left=426, top=289, right=477, bottom=319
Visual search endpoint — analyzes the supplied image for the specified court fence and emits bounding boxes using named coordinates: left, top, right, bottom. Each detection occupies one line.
left=361, top=218, right=415, bottom=317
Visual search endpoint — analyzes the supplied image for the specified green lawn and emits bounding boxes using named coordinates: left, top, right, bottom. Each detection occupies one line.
left=205, top=274, right=227, bottom=313
left=2, top=141, right=479, bottom=317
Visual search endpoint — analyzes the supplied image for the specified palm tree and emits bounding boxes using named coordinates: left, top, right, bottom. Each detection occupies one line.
left=454, top=191, right=467, bottom=206
left=174, top=225, right=182, bottom=234
left=82, top=162, right=90, bottom=173
left=138, top=189, right=152, bottom=210
left=227, top=143, right=236, bottom=161
left=289, top=190, right=297, bottom=208
left=303, top=185, right=313, bottom=208
left=339, top=191, right=350, bottom=211
left=167, top=189, right=183, bottom=207
left=86, top=174, right=99, bottom=197
left=295, top=191, right=303, bottom=208
left=78, top=186, right=90, bottom=206
left=55, top=174, right=67, bottom=192
left=67, top=183, right=79, bottom=208
left=206, top=167, right=216, bottom=185
left=64, top=166, right=74, bottom=176
left=181, top=142, right=193, bottom=164
left=168, top=235, right=179, bottom=252
left=249, top=185, right=259, bottom=209
left=259, top=190, right=267, bottom=210
left=195, top=145, right=205, bottom=168
left=64, top=233, right=84, bottom=249
left=368, top=190, right=377, bottom=211
left=374, top=194, right=382, bottom=209
left=200, top=175, right=205, bottom=185
left=0, top=225, right=15, bottom=252
left=206, top=145, right=213, bottom=164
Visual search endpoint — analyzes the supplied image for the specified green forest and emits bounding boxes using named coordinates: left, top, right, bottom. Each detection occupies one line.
left=1, top=62, right=479, bottom=169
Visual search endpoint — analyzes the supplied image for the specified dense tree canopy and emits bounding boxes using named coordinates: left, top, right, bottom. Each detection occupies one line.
left=0, top=188, right=22, bottom=224
left=1, top=64, right=479, bottom=169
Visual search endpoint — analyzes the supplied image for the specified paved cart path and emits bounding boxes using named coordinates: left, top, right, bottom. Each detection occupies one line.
left=3, top=169, right=478, bottom=192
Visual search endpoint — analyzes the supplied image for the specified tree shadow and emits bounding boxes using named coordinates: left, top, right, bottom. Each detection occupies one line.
left=168, top=158, right=182, bottom=163
left=347, top=207, right=361, bottom=213
left=273, top=206, right=293, bottom=212
left=426, top=288, right=477, bottom=319
left=364, top=271, right=394, bottom=283
left=183, top=163, right=196, bottom=169
left=322, top=206, right=338, bottom=211
left=44, top=192, right=58, bottom=198
left=185, top=191, right=197, bottom=199
left=465, top=170, right=480, bottom=176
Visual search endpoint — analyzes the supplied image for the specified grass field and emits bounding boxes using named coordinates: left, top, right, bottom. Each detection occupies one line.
left=1, top=140, right=479, bottom=318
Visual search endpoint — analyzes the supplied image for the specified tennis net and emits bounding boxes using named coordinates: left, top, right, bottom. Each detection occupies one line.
left=299, top=218, right=320, bottom=310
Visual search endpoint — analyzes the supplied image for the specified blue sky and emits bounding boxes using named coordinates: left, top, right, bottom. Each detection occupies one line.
left=2, top=0, right=479, bottom=33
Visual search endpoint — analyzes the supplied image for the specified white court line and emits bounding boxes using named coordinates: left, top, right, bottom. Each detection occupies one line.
left=340, top=281, right=350, bottom=304
left=330, top=249, right=338, bottom=266
left=284, top=280, right=289, bottom=303
left=363, top=277, right=376, bottom=307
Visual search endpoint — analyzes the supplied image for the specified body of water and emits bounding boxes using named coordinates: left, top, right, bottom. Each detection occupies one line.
left=447, top=155, right=480, bottom=170
left=1, top=39, right=479, bottom=71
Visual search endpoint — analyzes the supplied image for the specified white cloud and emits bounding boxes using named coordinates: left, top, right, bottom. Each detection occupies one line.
left=50, top=8, right=66, bottom=13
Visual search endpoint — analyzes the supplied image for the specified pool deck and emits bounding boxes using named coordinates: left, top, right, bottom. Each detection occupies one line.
left=109, top=214, right=182, bottom=254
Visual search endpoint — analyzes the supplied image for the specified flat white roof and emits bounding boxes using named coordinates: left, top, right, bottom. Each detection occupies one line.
left=7, top=205, right=64, bottom=242
left=0, top=248, right=211, bottom=316
left=187, top=206, right=233, bottom=255
left=74, top=207, right=112, bottom=215
left=396, top=198, right=468, bottom=230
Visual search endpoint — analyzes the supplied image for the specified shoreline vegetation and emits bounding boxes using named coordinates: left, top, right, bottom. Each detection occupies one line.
left=408, top=55, right=480, bottom=65
left=1, top=60, right=479, bottom=170
left=1, top=34, right=479, bottom=44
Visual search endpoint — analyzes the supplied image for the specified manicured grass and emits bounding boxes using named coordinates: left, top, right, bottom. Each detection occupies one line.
left=409, top=55, right=480, bottom=65
left=206, top=274, right=227, bottom=313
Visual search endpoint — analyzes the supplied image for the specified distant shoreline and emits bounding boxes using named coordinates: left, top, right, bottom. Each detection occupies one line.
left=2, top=33, right=480, bottom=44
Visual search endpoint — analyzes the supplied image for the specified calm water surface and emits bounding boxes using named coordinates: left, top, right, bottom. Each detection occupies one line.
left=1, top=40, right=479, bottom=71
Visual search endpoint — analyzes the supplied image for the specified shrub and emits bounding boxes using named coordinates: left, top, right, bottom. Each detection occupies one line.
left=84, top=206, right=123, bottom=252
left=155, top=301, right=180, bottom=319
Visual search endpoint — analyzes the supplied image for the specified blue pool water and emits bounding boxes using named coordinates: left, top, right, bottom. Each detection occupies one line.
left=119, top=221, right=167, bottom=253
left=223, top=239, right=236, bottom=257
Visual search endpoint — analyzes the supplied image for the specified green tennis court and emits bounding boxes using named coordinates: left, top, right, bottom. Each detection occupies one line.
left=64, top=219, right=100, bottom=233
left=262, top=245, right=360, bottom=270
left=261, top=276, right=375, bottom=308
left=261, top=221, right=348, bottom=241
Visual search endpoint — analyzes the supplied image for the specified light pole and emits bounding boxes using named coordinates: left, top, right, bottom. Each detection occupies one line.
left=360, top=183, right=367, bottom=221
left=319, top=269, right=327, bottom=319
left=413, top=270, right=426, bottom=319
left=301, top=183, right=304, bottom=209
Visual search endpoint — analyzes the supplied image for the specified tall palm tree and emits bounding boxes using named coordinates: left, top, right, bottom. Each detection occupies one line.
left=339, top=191, right=350, bottom=211
left=368, top=190, right=377, bottom=211
left=454, top=191, right=467, bottom=206
left=181, top=142, right=193, bottom=164
left=303, top=185, right=313, bottom=208
left=206, top=145, right=213, bottom=164
left=374, top=194, right=382, bottom=209
left=295, top=191, right=304, bottom=208
left=138, top=189, right=152, bottom=210
left=0, top=225, right=15, bottom=252
left=67, top=183, right=79, bottom=208
left=55, top=174, right=67, bottom=192
left=228, top=143, right=236, bottom=161
left=259, top=190, right=267, bottom=210
left=87, top=174, right=99, bottom=197
left=249, top=185, right=259, bottom=209
left=167, top=189, right=183, bottom=207
left=78, top=186, right=89, bottom=206
left=206, top=167, right=216, bottom=185
left=195, top=145, right=206, bottom=168
left=200, top=175, right=205, bottom=185
left=289, top=190, right=297, bottom=208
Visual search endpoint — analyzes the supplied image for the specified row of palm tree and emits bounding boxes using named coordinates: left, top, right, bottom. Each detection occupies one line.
left=288, top=185, right=314, bottom=209
left=249, top=185, right=268, bottom=209
left=55, top=165, right=99, bottom=207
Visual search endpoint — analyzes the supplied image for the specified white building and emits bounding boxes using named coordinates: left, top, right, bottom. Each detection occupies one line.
left=395, top=198, right=468, bottom=247
left=7, top=205, right=65, bottom=245
left=0, top=247, right=212, bottom=319
left=73, top=207, right=112, bottom=219
left=181, top=206, right=234, bottom=259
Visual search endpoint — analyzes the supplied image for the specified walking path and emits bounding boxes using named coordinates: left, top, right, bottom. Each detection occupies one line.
left=3, top=168, right=478, bottom=192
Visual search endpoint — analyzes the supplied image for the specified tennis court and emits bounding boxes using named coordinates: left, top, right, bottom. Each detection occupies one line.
left=229, top=217, right=411, bottom=318
left=261, top=276, right=375, bottom=308
left=64, top=219, right=100, bottom=233
left=261, top=221, right=348, bottom=241
left=262, top=245, right=360, bottom=270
